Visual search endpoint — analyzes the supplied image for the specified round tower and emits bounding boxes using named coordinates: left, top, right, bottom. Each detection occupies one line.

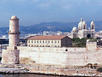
left=90, top=21, right=95, bottom=30
left=71, top=27, right=78, bottom=38
left=1, top=16, right=20, bottom=64
left=9, top=16, right=20, bottom=47
left=82, top=21, right=87, bottom=29
left=72, top=27, right=77, bottom=32
left=78, top=18, right=83, bottom=30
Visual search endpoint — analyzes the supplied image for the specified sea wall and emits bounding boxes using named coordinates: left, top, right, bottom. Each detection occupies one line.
left=17, top=46, right=102, bottom=66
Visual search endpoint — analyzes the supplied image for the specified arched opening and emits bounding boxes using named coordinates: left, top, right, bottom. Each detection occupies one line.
left=87, top=63, right=93, bottom=68
left=87, top=34, right=91, bottom=38
left=93, top=63, right=98, bottom=69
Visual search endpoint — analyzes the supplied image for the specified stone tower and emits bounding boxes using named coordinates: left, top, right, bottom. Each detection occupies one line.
left=1, top=16, right=20, bottom=64
left=90, top=21, right=95, bottom=30
left=9, top=16, right=20, bottom=47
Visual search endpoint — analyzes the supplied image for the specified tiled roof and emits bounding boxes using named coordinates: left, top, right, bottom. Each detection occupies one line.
left=27, top=35, right=70, bottom=40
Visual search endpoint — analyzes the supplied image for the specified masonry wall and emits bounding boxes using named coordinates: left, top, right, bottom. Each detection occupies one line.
left=17, top=47, right=102, bottom=66
left=86, top=42, right=97, bottom=51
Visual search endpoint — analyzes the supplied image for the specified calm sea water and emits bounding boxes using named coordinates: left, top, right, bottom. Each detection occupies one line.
left=0, top=74, right=86, bottom=77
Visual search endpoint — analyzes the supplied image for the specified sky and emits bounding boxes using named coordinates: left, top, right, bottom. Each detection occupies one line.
left=0, top=0, right=102, bottom=26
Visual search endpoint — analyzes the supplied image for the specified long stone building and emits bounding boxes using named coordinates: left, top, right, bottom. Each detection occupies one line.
left=27, top=35, right=72, bottom=47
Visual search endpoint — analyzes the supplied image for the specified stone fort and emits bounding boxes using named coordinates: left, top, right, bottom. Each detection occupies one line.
left=1, top=16, right=102, bottom=67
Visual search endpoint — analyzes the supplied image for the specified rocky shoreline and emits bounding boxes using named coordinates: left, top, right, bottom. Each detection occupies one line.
left=0, top=64, right=102, bottom=77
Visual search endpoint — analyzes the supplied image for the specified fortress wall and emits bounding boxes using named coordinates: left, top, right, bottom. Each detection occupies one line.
left=86, top=42, right=97, bottom=51
left=18, top=47, right=86, bottom=52
left=87, top=50, right=102, bottom=65
left=18, top=47, right=102, bottom=66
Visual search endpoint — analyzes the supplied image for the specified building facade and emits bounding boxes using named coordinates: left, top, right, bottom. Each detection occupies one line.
left=27, top=35, right=72, bottom=47
left=71, top=18, right=95, bottom=39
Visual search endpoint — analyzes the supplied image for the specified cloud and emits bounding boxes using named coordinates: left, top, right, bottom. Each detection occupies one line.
left=34, top=0, right=73, bottom=9
left=0, top=0, right=102, bottom=26
left=37, top=3, right=51, bottom=8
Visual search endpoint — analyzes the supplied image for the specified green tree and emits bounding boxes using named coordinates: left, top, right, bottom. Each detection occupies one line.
left=72, top=38, right=87, bottom=47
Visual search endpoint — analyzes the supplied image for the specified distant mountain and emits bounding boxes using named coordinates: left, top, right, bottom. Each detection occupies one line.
left=20, top=22, right=77, bottom=34
left=0, top=21, right=102, bottom=35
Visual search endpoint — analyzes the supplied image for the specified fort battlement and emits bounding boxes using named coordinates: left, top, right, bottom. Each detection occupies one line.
left=17, top=46, right=102, bottom=66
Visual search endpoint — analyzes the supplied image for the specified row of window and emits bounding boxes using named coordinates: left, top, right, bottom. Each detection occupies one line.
left=28, top=40, right=60, bottom=43
left=28, top=45, right=60, bottom=47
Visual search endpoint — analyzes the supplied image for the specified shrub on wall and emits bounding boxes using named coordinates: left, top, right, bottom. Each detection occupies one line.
left=97, top=67, right=102, bottom=72
left=72, top=38, right=87, bottom=47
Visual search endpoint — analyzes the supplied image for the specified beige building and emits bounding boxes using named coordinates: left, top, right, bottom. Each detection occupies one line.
left=27, top=35, right=72, bottom=47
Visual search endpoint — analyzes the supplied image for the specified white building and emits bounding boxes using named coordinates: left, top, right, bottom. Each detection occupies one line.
left=71, top=18, right=95, bottom=39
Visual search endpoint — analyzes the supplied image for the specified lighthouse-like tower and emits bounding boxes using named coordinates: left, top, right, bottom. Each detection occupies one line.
left=9, top=16, right=20, bottom=47
left=1, top=16, right=20, bottom=64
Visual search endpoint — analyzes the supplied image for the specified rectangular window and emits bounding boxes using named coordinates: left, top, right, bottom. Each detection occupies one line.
left=40, top=40, right=41, bottom=43
left=55, top=40, right=56, bottom=43
left=45, top=40, right=47, bottom=43
left=35, top=40, right=36, bottom=43
left=48, top=41, right=50, bottom=43
left=37, top=41, right=39, bottom=43
left=58, top=40, right=59, bottom=43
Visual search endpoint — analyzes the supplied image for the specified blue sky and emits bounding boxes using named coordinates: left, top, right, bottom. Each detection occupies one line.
left=0, top=0, right=102, bottom=26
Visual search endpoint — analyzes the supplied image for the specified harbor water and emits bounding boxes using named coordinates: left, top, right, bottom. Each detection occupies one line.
left=0, top=74, right=89, bottom=77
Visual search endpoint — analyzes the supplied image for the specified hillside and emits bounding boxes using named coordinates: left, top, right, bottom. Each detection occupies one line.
left=0, top=21, right=102, bottom=35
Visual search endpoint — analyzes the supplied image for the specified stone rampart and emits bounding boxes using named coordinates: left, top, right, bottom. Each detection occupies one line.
left=17, top=47, right=102, bottom=66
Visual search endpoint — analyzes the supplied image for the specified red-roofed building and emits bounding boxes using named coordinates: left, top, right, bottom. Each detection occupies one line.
left=27, top=35, right=72, bottom=47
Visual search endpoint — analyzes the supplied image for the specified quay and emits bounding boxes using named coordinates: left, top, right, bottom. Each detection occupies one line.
left=0, top=64, right=101, bottom=77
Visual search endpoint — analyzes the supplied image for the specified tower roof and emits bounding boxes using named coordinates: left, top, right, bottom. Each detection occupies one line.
left=72, top=27, right=77, bottom=32
left=11, top=16, right=19, bottom=20
left=80, top=18, right=83, bottom=21
left=90, top=21, right=95, bottom=25
left=78, top=18, right=86, bottom=30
